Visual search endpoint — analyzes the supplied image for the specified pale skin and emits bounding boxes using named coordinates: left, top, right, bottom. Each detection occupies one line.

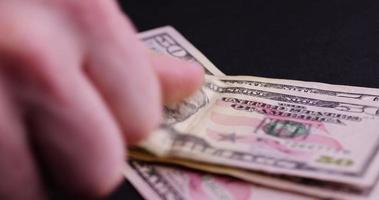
left=0, top=1, right=204, bottom=199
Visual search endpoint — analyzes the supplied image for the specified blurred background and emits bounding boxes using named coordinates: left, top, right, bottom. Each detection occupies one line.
left=121, top=0, right=378, bottom=87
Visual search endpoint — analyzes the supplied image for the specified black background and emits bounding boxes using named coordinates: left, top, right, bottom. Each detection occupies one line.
left=121, top=0, right=379, bottom=87
left=52, top=1, right=378, bottom=199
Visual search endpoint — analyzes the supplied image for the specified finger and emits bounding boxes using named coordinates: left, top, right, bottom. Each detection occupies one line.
left=149, top=51, right=205, bottom=104
left=0, top=5, right=126, bottom=196
left=0, top=76, right=46, bottom=200
left=85, top=21, right=162, bottom=145
left=28, top=70, right=126, bottom=198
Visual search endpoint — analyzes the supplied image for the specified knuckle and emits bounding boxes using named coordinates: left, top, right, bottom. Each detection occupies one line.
left=2, top=47, right=70, bottom=105
left=62, top=0, right=119, bottom=27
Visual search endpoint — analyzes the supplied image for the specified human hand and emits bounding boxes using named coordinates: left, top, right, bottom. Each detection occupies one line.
left=0, top=1, right=204, bottom=199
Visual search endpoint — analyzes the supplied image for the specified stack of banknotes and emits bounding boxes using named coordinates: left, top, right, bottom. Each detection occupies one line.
left=123, top=26, right=379, bottom=200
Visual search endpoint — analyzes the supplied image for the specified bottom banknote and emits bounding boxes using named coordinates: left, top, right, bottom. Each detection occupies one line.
left=125, top=160, right=315, bottom=200
left=129, top=150, right=379, bottom=200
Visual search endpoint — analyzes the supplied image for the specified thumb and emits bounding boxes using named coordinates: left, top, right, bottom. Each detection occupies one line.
left=149, top=51, right=205, bottom=104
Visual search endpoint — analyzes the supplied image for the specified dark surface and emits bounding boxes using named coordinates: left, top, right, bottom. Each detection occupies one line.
left=53, top=1, right=378, bottom=199
left=122, top=0, right=378, bottom=87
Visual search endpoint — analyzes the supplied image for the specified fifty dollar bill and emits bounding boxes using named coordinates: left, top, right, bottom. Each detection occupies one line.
left=135, top=26, right=379, bottom=200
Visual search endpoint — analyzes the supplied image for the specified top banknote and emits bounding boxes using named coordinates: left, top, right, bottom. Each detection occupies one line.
left=140, top=74, right=379, bottom=188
